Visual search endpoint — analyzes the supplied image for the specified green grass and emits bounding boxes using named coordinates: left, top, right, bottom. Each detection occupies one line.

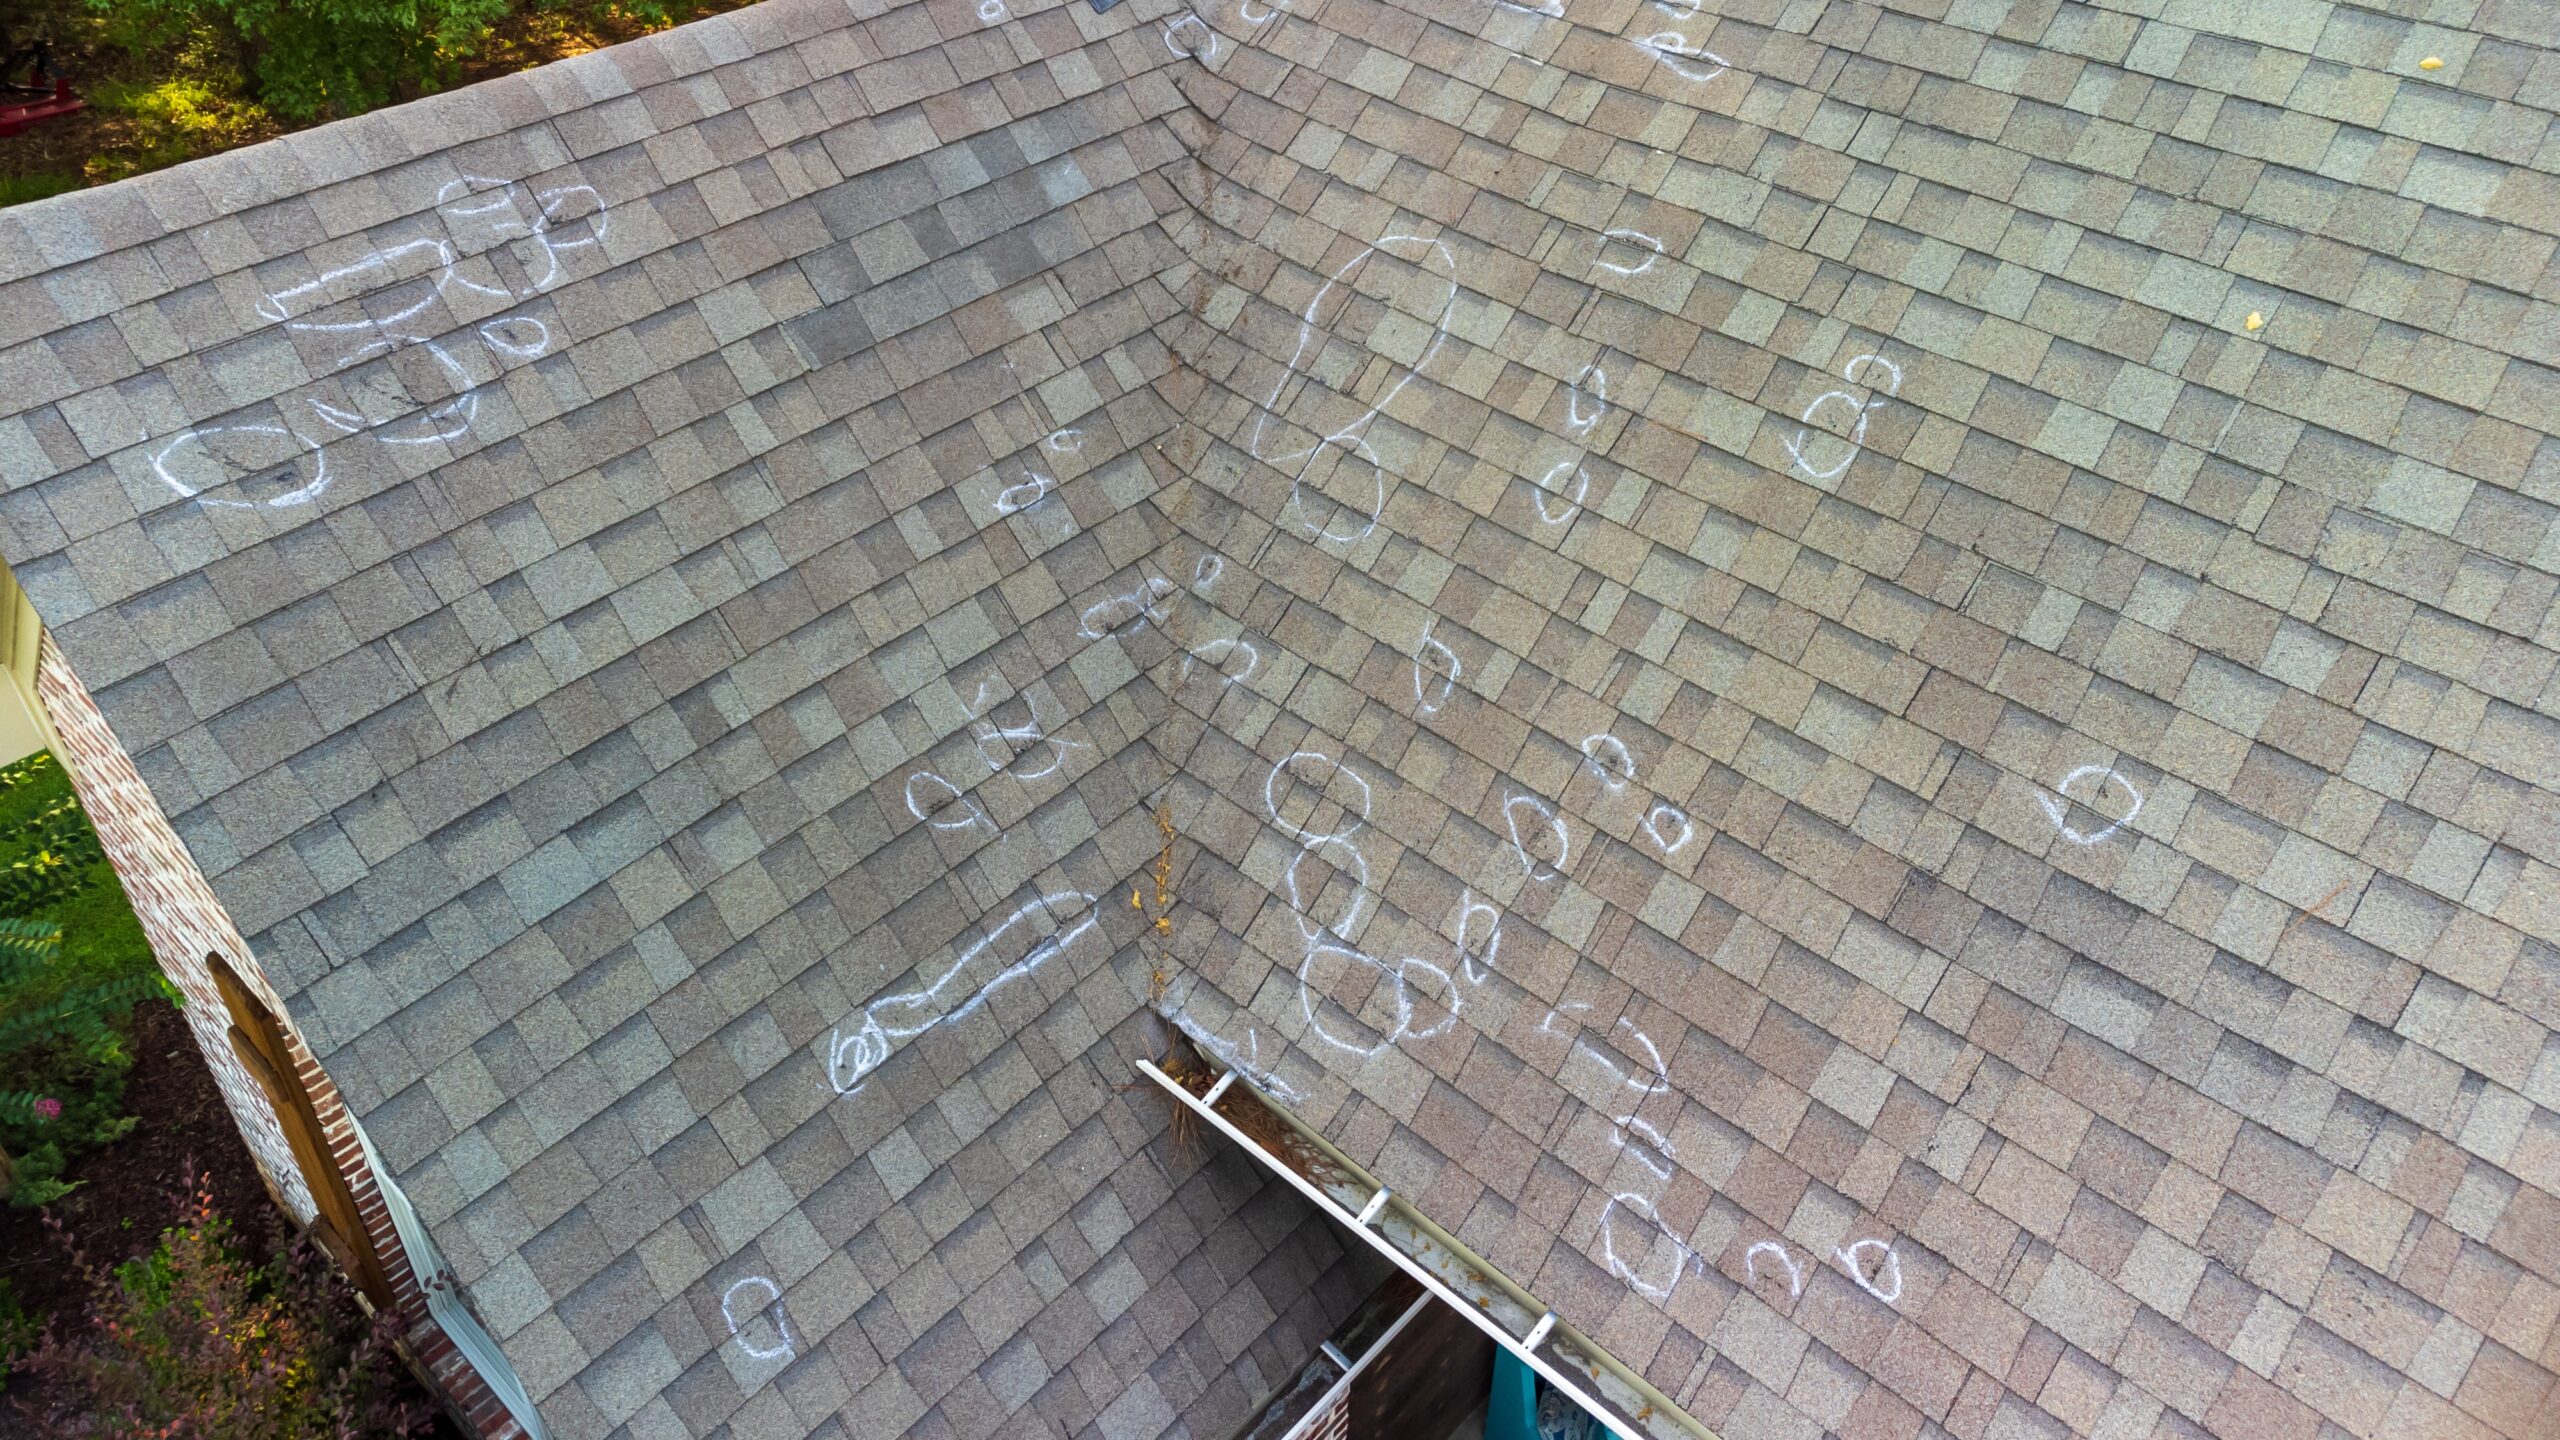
left=0, top=753, right=153, bottom=993
left=0, top=175, right=82, bottom=208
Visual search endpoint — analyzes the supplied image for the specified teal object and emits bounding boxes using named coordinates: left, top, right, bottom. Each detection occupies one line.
left=1487, top=1349, right=1539, bottom=1440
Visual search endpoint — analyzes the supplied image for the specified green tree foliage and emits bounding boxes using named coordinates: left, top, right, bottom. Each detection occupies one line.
left=92, top=0, right=509, bottom=121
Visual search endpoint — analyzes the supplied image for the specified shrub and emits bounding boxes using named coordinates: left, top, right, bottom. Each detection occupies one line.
left=11, top=1173, right=429, bottom=1438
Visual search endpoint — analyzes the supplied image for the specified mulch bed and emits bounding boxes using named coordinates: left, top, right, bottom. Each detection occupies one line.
left=0, top=998, right=276, bottom=1326
left=0, top=998, right=465, bottom=1438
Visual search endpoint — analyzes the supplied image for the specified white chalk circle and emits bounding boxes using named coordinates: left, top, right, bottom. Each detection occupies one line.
left=1642, top=802, right=1693, bottom=855
left=1616, top=1114, right=1674, bottom=1178
left=1503, top=793, right=1570, bottom=880
left=152, top=424, right=330, bottom=509
left=1164, top=12, right=1219, bottom=60
left=1836, top=1239, right=1902, bottom=1304
left=721, top=1276, right=798, bottom=1361
left=1784, top=354, right=1901, bottom=483
left=1264, top=750, right=1373, bottom=847
left=1455, top=889, right=1502, bottom=984
left=1079, top=575, right=1177, bottom=639
left=905, top=770, right=992, bottom=833
left=1567, top=362, right=1609, bottom=437
left=1580, top=734, right=1637, bottom=793
left=1532, top=460, right=1588, bottom=526
left=1296, top=940, right=1460, bottom=1057
left=1744, top=1240, right=1802, bottom=1298
left=1595, top=228, right=1664, bottom=276
left=2037, top=764, right=2142, bottom=845
left=973, top=696, right=1086, bottom=782
left=995, top=469, right=1055, bottom=515
left=1598, top=1192, right=1699, bottom=1302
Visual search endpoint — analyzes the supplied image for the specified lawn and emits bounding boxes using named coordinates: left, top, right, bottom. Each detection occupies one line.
left=0, top=748, right=167, bottom=1209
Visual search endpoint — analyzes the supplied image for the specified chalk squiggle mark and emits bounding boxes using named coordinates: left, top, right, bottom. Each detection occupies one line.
left=721, top=1277, right=798, bottom=1361
left=1633, top=32, right=1729, bottom=82
left=2036, top=764, right=2142, bottom=845
left=168, top=176, right=608, bottom=511
left=1079, top=575, right=1177, bottom=639
left=825, top=893, right=1099, bottom=1096
left=1783, top=354, right=1901, bottom=483
left=972, top=684, right=1087, bottom=782
left=1249, top=235, right=1459, bottom=545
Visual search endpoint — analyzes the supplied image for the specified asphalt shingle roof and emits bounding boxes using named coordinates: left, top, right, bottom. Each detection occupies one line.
left=0, top=0, right=2554, bottom=1434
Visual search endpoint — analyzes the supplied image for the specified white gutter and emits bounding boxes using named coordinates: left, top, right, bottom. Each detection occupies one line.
left=351, top=1118, right=553, bottom=1440
left=1136, top=1058, right=1681, bottom=1440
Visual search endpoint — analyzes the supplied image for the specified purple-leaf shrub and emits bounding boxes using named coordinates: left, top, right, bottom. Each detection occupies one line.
left=11, top=1167, right=430, bottom=1439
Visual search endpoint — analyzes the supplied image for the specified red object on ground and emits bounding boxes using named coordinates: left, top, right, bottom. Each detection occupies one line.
left=0, top=75, right=82, bottom=138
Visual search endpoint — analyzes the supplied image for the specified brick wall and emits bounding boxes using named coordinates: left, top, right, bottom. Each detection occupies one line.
left=38, top=629, right=528, bottom=1440
left=36, top=629, right=317, bottom=1221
